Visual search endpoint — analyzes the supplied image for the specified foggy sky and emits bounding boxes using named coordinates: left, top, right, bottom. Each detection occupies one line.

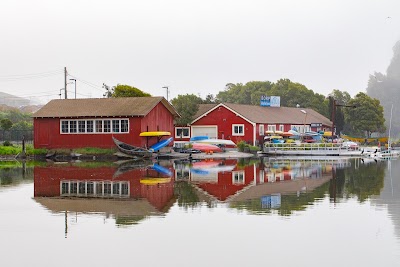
left=0, top=0, right=399, bottom=104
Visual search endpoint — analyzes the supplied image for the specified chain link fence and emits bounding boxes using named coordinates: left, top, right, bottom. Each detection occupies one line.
left=0, top=130, right=34, bottom=145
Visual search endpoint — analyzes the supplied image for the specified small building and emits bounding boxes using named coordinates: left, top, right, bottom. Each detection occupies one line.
left=174, top=103, right=331, bottom=146
left=33, top=97, right=179, bottom=149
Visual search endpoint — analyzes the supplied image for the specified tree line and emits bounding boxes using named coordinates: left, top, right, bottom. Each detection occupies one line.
left=105, top=82, right=386, bottom=138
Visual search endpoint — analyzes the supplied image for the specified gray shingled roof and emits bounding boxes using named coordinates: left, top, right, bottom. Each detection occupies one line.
left=33, top=97, right=180, bottom=118
left=194, top=103, right=331, bottom=125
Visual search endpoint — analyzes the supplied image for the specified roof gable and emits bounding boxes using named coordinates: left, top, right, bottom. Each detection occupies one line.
left=192, top=103, right=331, bottom=125
left=33, top=97, right=180, bottom=118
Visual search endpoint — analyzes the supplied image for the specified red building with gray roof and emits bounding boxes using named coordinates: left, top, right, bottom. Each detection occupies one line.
left=33, top=97, right=179, bottom=149
left=174, top=103, right=332, bottom=146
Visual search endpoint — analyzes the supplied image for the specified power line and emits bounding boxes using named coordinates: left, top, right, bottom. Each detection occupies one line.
left=68, top=74, right=104, bottom=92
left=0, top=69, right=64, bottom=82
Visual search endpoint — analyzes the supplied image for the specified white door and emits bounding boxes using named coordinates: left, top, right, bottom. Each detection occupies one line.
left=191, top=126, right=217, bottom=139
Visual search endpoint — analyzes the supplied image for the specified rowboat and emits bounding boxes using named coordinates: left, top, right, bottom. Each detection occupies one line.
left=112, top=136, right=153, bottom=158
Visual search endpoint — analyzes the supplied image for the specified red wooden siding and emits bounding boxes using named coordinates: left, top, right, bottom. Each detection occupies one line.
left=193, top=160, right=259, bottom=201
left=34, top=165, right=175, bottom=212
left=34, top=102, right=175, bottom=149
left=192, top=106, right=255, bottom=144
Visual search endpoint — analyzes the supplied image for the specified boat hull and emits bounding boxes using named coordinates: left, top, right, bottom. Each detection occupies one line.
left=112, top=137, right=153, bottom=158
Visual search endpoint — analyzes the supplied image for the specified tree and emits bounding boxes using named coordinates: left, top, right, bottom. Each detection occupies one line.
left=0, top=118, right=13, bottom=131
left=203, top=94, right=219, bottom=104
left=112, top=84, right=151, bottom=97
left=170, top=94, right=203, bottom=125
left=344, top=93, right=386, bottom=137
left=216, top=79, right=328, bottom=116
left=366, top=40, right=400, bottom=138
left=216, top=81, right=273, bottom=105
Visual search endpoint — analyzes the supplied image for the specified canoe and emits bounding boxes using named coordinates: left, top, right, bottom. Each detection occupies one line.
left=192, top=143, right=223, bottom=152
left=149, top=137, right=173, bottom=152
left=150, top=163, right=172, bottom=177
left=195, top=139, right=236, bottom=146
left=140, top=178, right=171, bottom=185
left=112, top=136, right=153, bottom=158
left=190, top=136, right=209, bottom=141
left=139, top=131, right=171, bottom=137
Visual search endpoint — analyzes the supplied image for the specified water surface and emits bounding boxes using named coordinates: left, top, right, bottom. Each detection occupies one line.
left=0, top=158, right=399, bottom=267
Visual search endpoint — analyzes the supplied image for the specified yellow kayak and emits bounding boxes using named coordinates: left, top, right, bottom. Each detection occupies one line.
left=139, top=131, right=171, bottom=137
left=140, top=178, right=171, bottom=185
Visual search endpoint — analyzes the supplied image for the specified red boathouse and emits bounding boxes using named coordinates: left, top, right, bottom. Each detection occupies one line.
left=174, top=103, right=332, bottom=146
left=33, top=97, right=180, bottom=149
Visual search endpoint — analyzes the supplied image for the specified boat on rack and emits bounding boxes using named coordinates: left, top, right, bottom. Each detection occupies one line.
left=112, top=136, right=153, bottom=158
left=195, top=138, right=236, bottom=146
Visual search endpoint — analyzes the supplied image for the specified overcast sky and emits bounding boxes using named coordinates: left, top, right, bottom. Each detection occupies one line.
left=0, top=0, right=399, bottom=104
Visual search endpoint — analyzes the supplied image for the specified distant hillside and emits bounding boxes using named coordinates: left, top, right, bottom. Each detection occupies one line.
left=0, top=91, right=32, bottom=107
left=0, top=103, right=42, bottom=114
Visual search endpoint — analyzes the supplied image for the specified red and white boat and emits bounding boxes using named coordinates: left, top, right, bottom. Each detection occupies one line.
left=192, top=143, right=223, bottom=152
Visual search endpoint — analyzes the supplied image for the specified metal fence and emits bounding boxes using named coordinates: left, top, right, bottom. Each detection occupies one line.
left=0, top=130, right=34, bottom=144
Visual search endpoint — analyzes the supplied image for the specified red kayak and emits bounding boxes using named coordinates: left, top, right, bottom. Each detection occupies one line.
left=192, top=143, right=222, bottom=152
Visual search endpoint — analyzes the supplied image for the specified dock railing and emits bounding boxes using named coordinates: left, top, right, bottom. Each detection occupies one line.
left=263, top=142, right=360, bottom=153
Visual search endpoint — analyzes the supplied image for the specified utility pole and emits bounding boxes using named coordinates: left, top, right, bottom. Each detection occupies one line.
left=64, top=67, right=68, bottom=99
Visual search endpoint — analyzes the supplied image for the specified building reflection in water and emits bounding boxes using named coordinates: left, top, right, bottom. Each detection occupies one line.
left=33, top=158, right=357, bottom=233
left=33, top=161, right=175, bottom=234
left=174, top=157, right=351, bottom=214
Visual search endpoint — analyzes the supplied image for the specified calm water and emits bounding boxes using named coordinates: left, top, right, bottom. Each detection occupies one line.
left=1, top=157, right=400, bottom=267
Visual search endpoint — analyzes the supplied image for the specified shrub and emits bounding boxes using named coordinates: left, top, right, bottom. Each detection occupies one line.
left=3, top=141, right=12, bottom=146
left=237, top=141, right=247, bottom=152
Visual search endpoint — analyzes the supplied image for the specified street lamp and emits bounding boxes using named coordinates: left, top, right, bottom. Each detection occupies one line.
left=300, top=109, right=307, bottom=133
left=162, top=86, right=169, bottom=101
left=69, top=79, right=77, bottom=99
left=59, top=88, right=65, bottom=99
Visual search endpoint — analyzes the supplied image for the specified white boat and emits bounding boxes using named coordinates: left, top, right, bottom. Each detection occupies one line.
left=195, top=139, right=236, bottom=146
left=367, top=149, right=400, bottom=159
left=365, top=104, right=400, bottom=159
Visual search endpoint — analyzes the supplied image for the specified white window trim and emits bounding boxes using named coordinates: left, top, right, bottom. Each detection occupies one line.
left=175, top=127, right=190, bottom=138
left=267, top=125, right=276, bottom=132
left=60, top=180, right=130, bottom=198
left=259, top=125, right=264, bottom=136
left=60, top=118, right=130, bottom=134
left=232, top=124, right=245, bottom=136
left=279, top=125, right=284, bottom=132
left=232, top=171, right=245, bottom=184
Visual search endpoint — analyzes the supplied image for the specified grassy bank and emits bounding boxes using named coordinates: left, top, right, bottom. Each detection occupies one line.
left=0, top=144, right=116, bottom=157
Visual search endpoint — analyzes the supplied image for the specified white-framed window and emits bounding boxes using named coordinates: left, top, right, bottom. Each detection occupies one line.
left=259, top=125, right=264, bottom=136
left=60, top=119, right=129, bottom=134
left=175, top=127, right=190, bottom=138
left=104, top=120, right=111, bottom=133
left=61, top=180, right=129, bottom=198
left=87, top=121, right=94, bottom=133
left=267, top=125, right=276, bottom=132
left=232, top=124, right=244, bottom=136
left=279, top=125, right=284, bottom=132
left=78, top=120, right=86, bottom=133
left=232, top=171, right=245, bottom=184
